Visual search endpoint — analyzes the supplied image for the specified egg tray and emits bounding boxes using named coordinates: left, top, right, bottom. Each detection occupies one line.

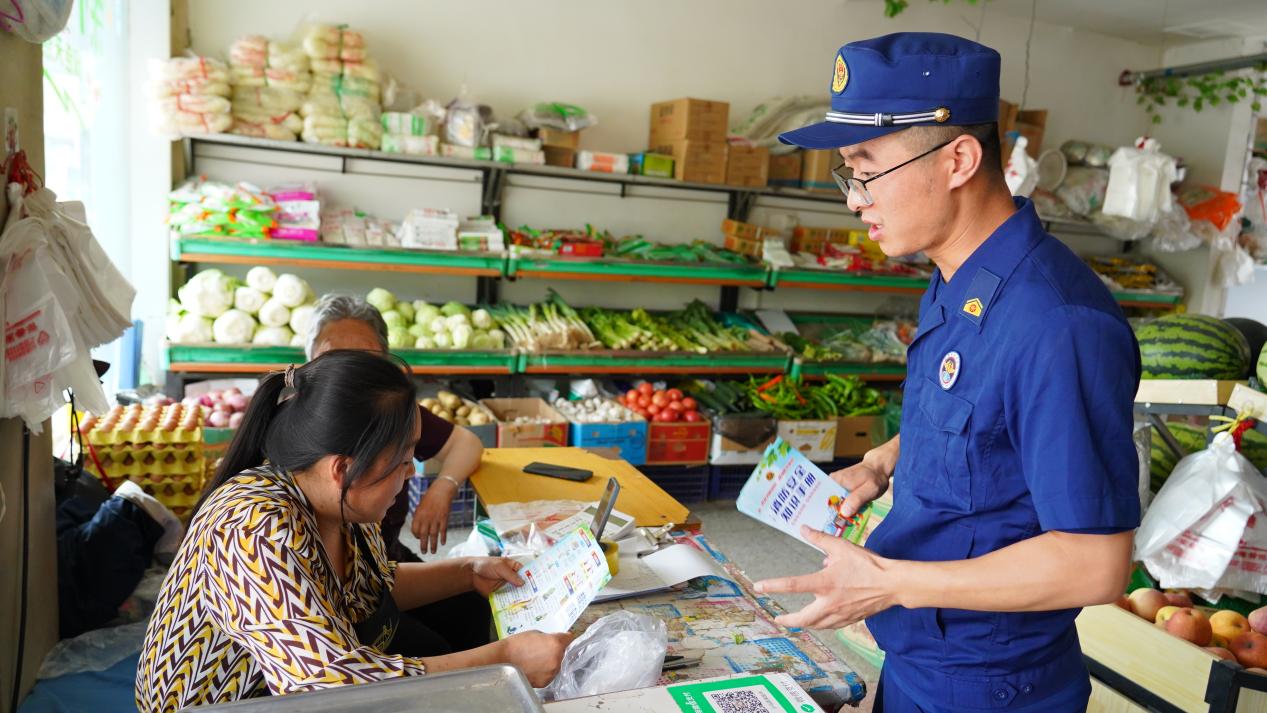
left=85, top=446, right=205, bottom=478
left=83, top=426, right=203, bottom=447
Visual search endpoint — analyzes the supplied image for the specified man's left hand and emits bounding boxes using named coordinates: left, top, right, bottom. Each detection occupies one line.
left=469, top=557, right=526, bottom=597
left=754, top=526, right=900, bottom=630
left=410, top=482, right=456, bottom=554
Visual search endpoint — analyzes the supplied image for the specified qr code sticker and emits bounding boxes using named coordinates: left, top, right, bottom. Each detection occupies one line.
left=704, top=685, right=780, bottom=713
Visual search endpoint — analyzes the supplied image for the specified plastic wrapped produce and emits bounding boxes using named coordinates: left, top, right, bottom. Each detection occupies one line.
left=227, top=35, right=311, bottom=140
left=151, top=56, right=233, bottom=138
left=299, top=25, right=382, bottom=147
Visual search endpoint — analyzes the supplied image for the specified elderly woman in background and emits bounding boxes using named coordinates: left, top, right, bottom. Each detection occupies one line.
left=305, top=294, right=491, bottom=653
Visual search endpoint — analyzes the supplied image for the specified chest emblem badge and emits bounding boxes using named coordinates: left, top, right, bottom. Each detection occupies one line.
left=962, top=297, right=984, bottom=318
left=939, top=351, right=961, bottom=390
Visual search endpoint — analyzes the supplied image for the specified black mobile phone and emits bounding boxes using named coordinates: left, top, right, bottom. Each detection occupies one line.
left=523, top=462, right=594, bottom=482
left=590, top=478, right=621, bottom=541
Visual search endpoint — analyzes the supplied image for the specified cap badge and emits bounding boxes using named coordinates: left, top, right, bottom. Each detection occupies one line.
left=832, top=54, right=849, bottom=94
left=933, top=107, right=951, bottom=123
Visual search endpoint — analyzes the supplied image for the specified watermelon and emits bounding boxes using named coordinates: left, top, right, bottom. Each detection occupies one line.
left=1226, top=318, right=1267, bottom=375
left=1259, top=346, right=1267, bottom=386
left=1136, top=314, right=1252, bottom=380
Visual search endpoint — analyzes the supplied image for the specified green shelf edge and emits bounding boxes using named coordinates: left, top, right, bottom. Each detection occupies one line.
left=771, top=269, right=929, bottom=290
left=1110, top=290, right=1182, bottom=305
left=509, top=257, right=768, bottom=284
left=166, top=345, right=516, bottom=370
left=518, top=351, right=791, bottom=372
left=172, top=237, right=507, bottom=273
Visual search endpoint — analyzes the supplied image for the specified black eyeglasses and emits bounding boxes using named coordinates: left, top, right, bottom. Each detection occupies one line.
left=831, top=138, right=957, bottom=206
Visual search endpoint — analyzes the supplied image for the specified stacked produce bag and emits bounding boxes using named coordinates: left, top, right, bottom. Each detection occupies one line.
left=365, top=288, right=507, bottom=351
left=300, top=24, right=383, bottom=148
left=151, top=56, right=233, bottom=137
left=227, top=35, right=311, bottom=140
left=166, top=267, right=316, bottom=348
left=168, top=178, right=278, bottom=238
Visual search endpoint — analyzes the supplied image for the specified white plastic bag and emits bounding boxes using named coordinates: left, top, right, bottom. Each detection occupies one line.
left=1, top=0, right=73, bottom=43
left=1103, top=138, right=1177, bottom=223
left=1136, top=432, right=1267, bottom=593
left=1150, top=203, right=1201, bottom=252
left=1004, top=135, right=1038, bottom=197
left=538, top=611, right=668, bottom=702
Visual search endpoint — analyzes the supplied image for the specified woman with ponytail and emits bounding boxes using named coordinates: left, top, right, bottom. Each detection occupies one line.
left=136, top=351, right=570, bottom=712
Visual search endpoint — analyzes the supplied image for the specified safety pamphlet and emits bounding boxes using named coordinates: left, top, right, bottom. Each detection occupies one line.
left=490, top=525, right=611, bottom=638
left=542, top=672, right=825, bottom=713
left=736, top=438, right=871, bottom=550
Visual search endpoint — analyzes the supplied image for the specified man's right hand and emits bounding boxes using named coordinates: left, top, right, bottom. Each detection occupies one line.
left=501, top=631, right=574, bottom=687
left=830, top=459, right=891, bottom=518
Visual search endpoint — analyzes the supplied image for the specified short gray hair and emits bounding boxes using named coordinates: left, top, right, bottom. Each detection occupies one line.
left=305, top=294, right=389, bottom=360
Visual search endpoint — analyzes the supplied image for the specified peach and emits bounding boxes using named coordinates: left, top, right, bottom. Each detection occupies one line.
left=1129, top=588, right=1169, bottom=623
left=1204, top=647, right=1237, bottom=662
left=1231, top=632, right=1267, bottom=669
left=1249, top=606, right=1267, bottom=636
left=1165, top=609, right=1213, bottom=646
left=1113, top=595, right=1131, bottom=612
left=1211, top=610, right=1251, bottom=643
left=1164, top=591, right=1194, bottom=607
left=1155, top=605, right=1183, bottom=627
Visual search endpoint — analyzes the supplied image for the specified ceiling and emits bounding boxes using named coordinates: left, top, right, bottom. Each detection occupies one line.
left=979, top=0, right=1267, bottom=45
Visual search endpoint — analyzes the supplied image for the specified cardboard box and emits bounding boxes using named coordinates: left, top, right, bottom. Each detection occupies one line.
left=543, top=145, right=576, bottom=168
left=769, top=151, right=803, bottom=187
left=647, top=421, right=711, bottom=465
left=648, top=97, right=730, bottom=146
left=726, top=144, right=770, bottom=187
left=723, top=232, right=762, bottom=258
left=651, top=140, right=728, bottom=184
left=801, top=149, right=838, bottom=193
left=570, top=419, right=648, bottom=466
left=537, top=127, right=580, bottom=149
left=629, top=152, right=675, bottom=178
left=721, top=218, right=764, bottom=240
left=777, top=419, right=838, bottom=463
left=998, top=100, right=1047, bottom=160
left=835, top=415, right=883, bottom=458
left=479, top=398, right=569, bottom=448
left=708, top=413, right=777, bottom=466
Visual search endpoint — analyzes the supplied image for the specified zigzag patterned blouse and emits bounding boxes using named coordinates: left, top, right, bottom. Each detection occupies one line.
left=135, top=467, right=427, bottom=712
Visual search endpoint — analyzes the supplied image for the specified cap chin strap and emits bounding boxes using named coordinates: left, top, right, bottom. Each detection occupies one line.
left=825, top=107, right=950, bottom=127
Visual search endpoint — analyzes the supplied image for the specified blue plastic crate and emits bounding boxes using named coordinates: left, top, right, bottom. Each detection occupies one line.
left=639, top=465, right=710, bottom=503
left=569, top=420, right=648, bottom=465
left=406, top=475, right=477, bottom=529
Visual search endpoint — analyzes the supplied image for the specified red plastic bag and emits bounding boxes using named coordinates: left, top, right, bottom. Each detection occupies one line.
left=1177, top=185, right=1242, bottom=231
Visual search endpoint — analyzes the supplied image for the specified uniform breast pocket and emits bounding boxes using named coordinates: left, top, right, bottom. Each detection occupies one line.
left=915, top=379, right=974, bottom=512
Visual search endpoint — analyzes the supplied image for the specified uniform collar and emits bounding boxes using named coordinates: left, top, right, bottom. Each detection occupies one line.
left=931, top=197, right=1045, bottom=330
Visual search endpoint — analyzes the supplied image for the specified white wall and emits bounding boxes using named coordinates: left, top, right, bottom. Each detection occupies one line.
left=189, top=0, right=1161, bottom=154
left=1142, top=36, right=1265, bottom=316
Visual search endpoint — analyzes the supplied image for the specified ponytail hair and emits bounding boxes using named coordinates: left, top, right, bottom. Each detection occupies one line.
left=193, top=350, right=417, bottom=517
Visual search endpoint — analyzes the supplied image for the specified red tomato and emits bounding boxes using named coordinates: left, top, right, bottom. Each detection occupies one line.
left=636, top=395, right=651, bottom=408
left=637, top=382, right=654, bottom=396
left=667, top=400, right=686, bottom=412
left=647, top=403, right=662, bottom=416
left=634, top=408, right=650, bottom=419
left=660, top=408, right=680, bottom=422
left=626, top=389, right=640, bottom=403
left=683, top=410, right=702, bottom=422
left=666, top=388, right=683, bottom=402
left=681, top=397, right=697, bottom=411
left=651, top=393, right=669, bottom=408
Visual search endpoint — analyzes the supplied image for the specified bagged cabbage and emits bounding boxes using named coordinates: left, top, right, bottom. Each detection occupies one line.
left=212, top=309, right=258, bottom=344
left=254, top=325, right=295, bottom=346
left=151, top=56, right=232, bottom=138
left=258, top=298, right=292, bottom=328
left=233, top=286, right=268, bottom=315
left=272, top=274, right=311, bottom=308
left=177, top=270, right=236, bottom=318
left=167, top=312, right=214, bottom=344
left=246, top=265, right=278, bottom=293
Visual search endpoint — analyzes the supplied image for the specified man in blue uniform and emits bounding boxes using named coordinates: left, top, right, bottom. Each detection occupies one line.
left=754, top=33, right=1142, bottom=712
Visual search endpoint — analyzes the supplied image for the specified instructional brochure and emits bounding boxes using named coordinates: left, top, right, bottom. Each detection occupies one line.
left=490, top=525, right=612, bottom=638
left=736, top=438, right=871, bottom=550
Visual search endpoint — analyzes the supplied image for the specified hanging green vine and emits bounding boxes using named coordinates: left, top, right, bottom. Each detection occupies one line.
left=883, top=0, right=981, bottom=18
left=1135, top=66, right=1267, bottom=124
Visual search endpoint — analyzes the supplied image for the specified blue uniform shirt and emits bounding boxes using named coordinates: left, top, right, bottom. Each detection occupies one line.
left=864, top=198, right=1142, bottom=710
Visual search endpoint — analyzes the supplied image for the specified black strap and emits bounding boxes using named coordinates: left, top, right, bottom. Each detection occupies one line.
left=349, top=525, right=401, bottom=651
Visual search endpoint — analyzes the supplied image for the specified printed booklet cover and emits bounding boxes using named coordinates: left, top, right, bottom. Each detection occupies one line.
left=736, top=438, right=872, bottom=550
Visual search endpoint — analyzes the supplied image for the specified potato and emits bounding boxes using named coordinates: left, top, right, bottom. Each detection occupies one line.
left=468, top=411, right=490, bottom=426
left=456, top=405, right=471, bottom=418
left=420, top=398, right=439, bottom=409
left=437, top=391, right=462, bottom=410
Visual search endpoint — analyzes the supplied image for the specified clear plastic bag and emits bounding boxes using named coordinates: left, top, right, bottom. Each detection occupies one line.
left=538, top=611, right=668, bottom=702
left=1136, top=433, right=1267, bottom=593
left=1055, top=167, right=1109, bottom=217
left=36, top=622, right=148, bottom=680
left=1150, top=203, right=1201, bottom=252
